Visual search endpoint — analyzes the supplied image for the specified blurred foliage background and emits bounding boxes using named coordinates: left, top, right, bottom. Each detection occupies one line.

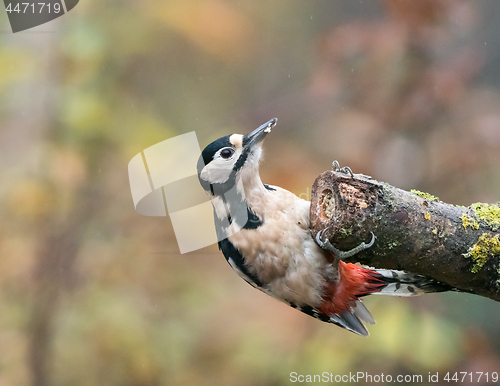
left=1, top=0, right=500, bottom=385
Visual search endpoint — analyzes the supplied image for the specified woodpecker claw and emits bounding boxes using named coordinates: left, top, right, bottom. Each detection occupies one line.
left=332, top=160, right=373, bottom=179
left=332, top=160, right=354, bottom=178
left=315, top=229, right=328, bottom=248
left=316, top=229, right=375, bottom=259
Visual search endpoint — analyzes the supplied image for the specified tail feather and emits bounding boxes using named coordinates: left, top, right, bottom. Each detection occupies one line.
left=315, top=263, right=452, bottom=336
left=370, top=268, right=452, bottom=296
left=330, top=310, right=369, bottom=336
left=351, top=299, right=375, bottom=325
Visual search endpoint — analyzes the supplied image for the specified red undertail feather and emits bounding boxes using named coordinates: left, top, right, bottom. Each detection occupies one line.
left=319, top=261, right=386, bottom=316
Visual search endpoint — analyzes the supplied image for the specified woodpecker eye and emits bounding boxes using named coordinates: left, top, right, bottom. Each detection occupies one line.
left=220, top=148, right=234, bottom=159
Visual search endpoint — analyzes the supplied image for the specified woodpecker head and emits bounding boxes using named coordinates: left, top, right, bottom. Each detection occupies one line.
left=197, top=118, right=277, bottom=197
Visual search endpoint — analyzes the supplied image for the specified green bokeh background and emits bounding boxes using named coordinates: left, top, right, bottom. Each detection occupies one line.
left=1, top=1, right=500, bottom=385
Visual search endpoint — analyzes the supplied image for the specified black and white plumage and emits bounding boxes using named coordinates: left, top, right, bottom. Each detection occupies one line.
left=197, top=118, right=450, bottom=336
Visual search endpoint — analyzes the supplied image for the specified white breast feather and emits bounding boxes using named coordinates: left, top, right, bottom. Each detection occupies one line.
left=227, top=186, right=330, bottom=307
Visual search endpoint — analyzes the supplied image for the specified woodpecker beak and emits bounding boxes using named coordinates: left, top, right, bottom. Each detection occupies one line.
left=243, top=118, right=277, bottom=149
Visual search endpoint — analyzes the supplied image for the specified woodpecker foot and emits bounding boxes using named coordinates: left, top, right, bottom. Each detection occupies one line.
left=332, top=160, right=353, bottom=178
left=332, top=160, right=372, bottom=179
left=316, top=229, right=375, bottom=259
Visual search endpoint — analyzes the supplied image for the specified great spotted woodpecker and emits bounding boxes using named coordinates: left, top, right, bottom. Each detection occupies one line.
left=197, top=118, right=449, bottom=336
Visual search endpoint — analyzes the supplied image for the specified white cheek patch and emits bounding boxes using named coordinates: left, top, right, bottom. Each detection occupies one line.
left=200, top=162, right=233, bottom=183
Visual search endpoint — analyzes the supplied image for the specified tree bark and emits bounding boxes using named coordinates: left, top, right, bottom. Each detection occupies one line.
left=309, top=170, right=500, bottom=302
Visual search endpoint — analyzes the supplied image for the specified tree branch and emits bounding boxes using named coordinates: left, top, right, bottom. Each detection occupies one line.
left=309, top=170, right=500, bottom=301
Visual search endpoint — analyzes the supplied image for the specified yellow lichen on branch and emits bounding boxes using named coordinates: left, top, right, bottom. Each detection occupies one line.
left=464, top=233, right=500, bottom=274
left=471, top=203, right=500, bottom=231
left=411, top=189, right=440, bottom=202
left=462, top=213, right=479, bottom=230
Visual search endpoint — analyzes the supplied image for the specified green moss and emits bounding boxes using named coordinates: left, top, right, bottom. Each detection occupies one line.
left=463, top=233, right=500, bottom=273
left=387, top=241, right=399, bottom=250
left=461, top=213, right=479, bottom=230
left=411, top=189, right=439, bottom=202
left=382, top=183, right=393, bottom=201
left=339, top=227, right=353, bottom=237
left=470, top=203, right=500, bottom=231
